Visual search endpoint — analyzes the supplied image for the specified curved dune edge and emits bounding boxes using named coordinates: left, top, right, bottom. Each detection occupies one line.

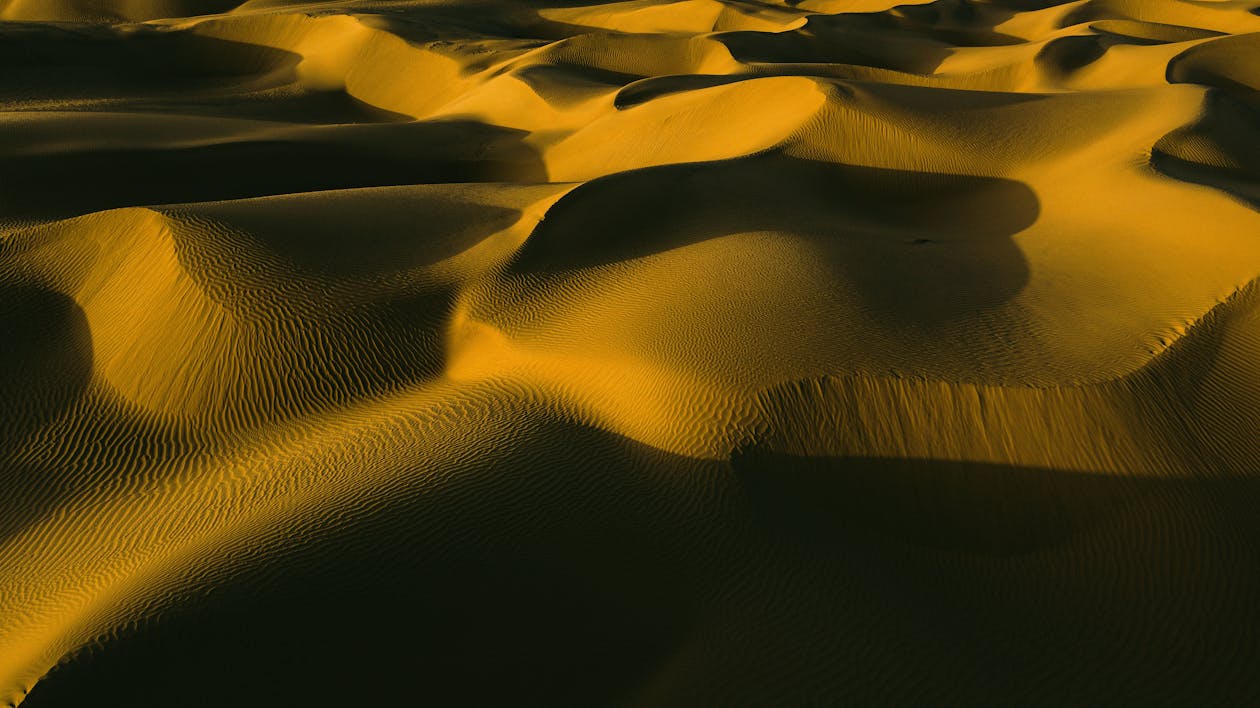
left=3, top=0, right=1260, bottom=704
left=1, top=280, right=1256, bottom=704
left=2, top=277, right=1256, bottom=703
left=1, top=227, right=1256, bottom=704
left=753, top=278, right=1260, bottom=475
left=541, top=76, right=827, bottom=181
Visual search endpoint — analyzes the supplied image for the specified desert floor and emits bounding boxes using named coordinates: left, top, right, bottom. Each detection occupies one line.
left=3, top=0, right=1260, bottom=705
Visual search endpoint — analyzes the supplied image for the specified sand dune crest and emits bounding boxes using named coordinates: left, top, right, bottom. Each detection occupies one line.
left=3, top=0, right=1260, bottom=704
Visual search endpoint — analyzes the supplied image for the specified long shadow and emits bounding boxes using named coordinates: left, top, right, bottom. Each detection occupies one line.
left=1154, top=40, right=1260, bottom=210
left=734, top=450, right=1155, bottom=556
left=2, top=0, right=247, bottom=21
left=1, top=118, right=546, bottom=221
left=0, top=283, right=93, bottom=539
left=722, top=0, right=1203, bottom=82
left=1151, top=92, right=1260, bottom=210
left=0, top=23, right=408, bottom=123
left=717, top=0, right=1033, bottom=77
left=512, top=153, right=1038, bottom=325
left=17, top=420, right=710, bottom=708
left=717, top=19, right=954, bottom=75
left=0, top=284, right=92, bottom=445
left=0, top=23, right=297, bottom=99
left=17, top=419, right=1260, bottom=706
left=0, top=23, right=548, bottom=221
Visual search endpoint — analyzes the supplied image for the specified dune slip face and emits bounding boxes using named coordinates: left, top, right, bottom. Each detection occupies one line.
left=3, top=0, right=1260, bottom=705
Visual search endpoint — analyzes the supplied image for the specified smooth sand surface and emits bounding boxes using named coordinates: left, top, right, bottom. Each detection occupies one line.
left=3, top=0, right=1260, bottom=704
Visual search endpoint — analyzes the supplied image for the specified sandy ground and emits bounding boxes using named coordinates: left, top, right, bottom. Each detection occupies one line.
left=2, top=0, right=1260, bottom=704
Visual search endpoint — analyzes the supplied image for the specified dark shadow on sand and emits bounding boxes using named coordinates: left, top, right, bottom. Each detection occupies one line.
left=19, top=420, right=1260, bottom=706
left=511, top=153, right=1038, bottom=325
left=1, top=119, right=546, bottom=221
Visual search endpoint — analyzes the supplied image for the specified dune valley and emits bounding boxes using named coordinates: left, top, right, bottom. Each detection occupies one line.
left=3, top=0, right=1260, bottom=704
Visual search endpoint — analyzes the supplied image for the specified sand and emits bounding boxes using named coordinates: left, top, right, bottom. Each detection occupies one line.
left=2, top=0, right=1260, bottom=704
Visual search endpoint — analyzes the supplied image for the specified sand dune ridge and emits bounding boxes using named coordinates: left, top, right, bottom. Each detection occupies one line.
left=3, top=0, right=1260, bottom=704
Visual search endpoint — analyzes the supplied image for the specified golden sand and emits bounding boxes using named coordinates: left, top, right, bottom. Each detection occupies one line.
left=2, top=0, right=1259, bottom=704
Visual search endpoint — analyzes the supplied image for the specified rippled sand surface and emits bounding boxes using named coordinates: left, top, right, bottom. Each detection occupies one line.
left=3, top=0, right=1260, bottom=704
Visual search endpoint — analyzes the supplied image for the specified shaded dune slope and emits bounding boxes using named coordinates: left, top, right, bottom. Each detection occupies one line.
left=3, top=0, right=1260, bottom=705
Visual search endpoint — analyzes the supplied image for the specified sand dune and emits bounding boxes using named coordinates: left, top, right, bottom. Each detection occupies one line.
left=3, top=0, right=1260, bottom=704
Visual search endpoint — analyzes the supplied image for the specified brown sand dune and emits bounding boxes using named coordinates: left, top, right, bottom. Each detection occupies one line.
left=3, top=0, right=1260, bottom=704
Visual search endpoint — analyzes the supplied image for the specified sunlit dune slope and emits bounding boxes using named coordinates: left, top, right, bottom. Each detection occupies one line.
left=3, top=0, right=1260, bottom=705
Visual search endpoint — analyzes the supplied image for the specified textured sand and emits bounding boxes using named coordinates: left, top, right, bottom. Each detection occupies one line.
left=3, top=0, right=1260, bottom=704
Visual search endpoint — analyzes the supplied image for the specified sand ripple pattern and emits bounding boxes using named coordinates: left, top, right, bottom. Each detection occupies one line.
left=2, top=0, right=1260, bottom=704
